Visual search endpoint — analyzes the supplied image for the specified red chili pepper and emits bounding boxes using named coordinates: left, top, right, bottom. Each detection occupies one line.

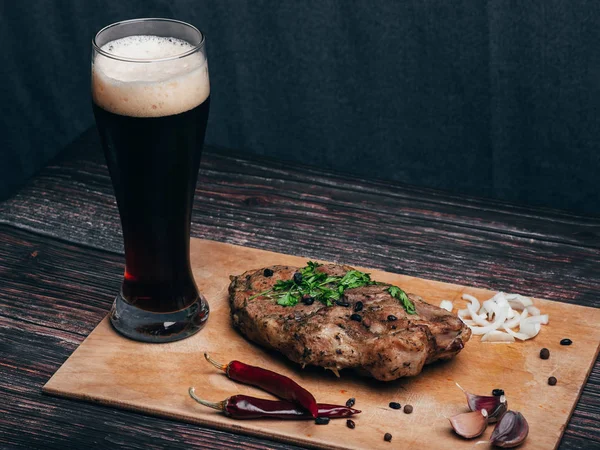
left=189, top=388, right=361, bottom=420
left=204, top=353, right=319, bottom=418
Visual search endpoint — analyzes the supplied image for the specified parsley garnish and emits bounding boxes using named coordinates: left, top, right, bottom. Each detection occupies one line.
left=387, top=285, right=416, bottom=315
left=250, top=262, right=416, bottom=314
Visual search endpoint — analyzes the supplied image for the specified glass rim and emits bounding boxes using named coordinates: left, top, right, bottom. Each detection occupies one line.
left=93, top=18, right=205, bottom=63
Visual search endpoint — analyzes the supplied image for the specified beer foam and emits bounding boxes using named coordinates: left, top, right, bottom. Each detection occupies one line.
left=92, top=35, right=210, bottom=117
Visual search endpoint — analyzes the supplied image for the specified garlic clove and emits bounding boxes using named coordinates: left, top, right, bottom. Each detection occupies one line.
left=456, top=383, right=507, bottom=423
left=488, top=395, right=508, bottom=423
left=449, top=409, right=489, bottom=439
left=490, top=410, right=529, bottom=448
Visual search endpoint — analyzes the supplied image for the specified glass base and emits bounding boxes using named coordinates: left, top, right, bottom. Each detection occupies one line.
left=109, top=293, right=209, bottom=343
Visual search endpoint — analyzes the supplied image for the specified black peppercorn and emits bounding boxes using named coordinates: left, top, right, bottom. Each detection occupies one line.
left=345, top=398, right=355, bottom=408
left=354, top=301, right=364, bottom=312
left=548, top=376, right=557, bottom=386
left=336, top=300, right=350, bottom=307
left=315, top=417, right=330, bottom=425
left=302, top=296, right=315, bottom=305
left=387, top=315, right=397, bottom=321
left=560, top=338, right=572, bottom=346
left=350, top=313, right=362, bottom=322
left=492, top=389, right=504, bottom=396
left=540, top=348, right=550, bottom=359
left=389, top=401, right=401, bottom=410
left=293, top=272, right=303, bottom=284
left=346, top=419, right=355, bottom=429
left=384, top=433, right=392, bottom=442
left=263, top=268, right=273, bottom=277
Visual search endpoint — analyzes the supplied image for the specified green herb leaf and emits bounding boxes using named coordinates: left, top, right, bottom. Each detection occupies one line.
left=387, top=286, right=401, bottom=298
left=273, top=280, right=294, bottom=291
left=388, top=286, right=416, bottom=315
left=249, top=289, right=272, bottom=300
left=277, top=291, right=300, bottom=306
left=305, top=261, right=321, bottom=271
left=318, top=287, right=340, bottom=303
left=261, top=261, right=416, bottom=314
left=339, top=270, right=373, bottom=289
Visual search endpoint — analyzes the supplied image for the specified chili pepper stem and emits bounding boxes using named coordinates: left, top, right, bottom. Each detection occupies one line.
left=188, top=387, right=227, bottom=412
left=204, top=353, right=228, bottom=372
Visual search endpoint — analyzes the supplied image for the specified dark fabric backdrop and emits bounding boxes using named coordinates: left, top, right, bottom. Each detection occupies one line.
left=1, top=1, right=599, bottom=215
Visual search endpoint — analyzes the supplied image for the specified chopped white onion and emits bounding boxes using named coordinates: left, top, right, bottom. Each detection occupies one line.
left=468, top=303, right=492, bottom=327
left=469, top=304, right=508, bottom=335
left=522, top=314, right=548, bottom=325
left=440, top=300, right=453, bottom=312
left=482, top=330, right=515, bottom=343
left=492, top=292, right=509, bottom=309
left=503, top=326, right=531, bottom=341
left=503, top=310, right=522, bottom=329
left=458, top=308, right=470, bottom=318
left=462, top=294, right=481, bottom=311
left=506, top=294, right=533, bottom=310
left=460, top=292, right=548, bottom=342
left=519, top=321, right=541, bottom=338
left=482, top=300, right=495, bottom=315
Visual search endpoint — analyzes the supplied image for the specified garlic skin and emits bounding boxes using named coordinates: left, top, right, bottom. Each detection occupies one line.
left=487, top=395, right=508, bottom=423
left=490, top=410, right=529, bottom=448
left=449, top=409, right=489, bottom=439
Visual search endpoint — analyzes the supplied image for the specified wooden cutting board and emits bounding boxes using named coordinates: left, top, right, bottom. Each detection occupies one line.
left=44, top=239, right=600, bottom=450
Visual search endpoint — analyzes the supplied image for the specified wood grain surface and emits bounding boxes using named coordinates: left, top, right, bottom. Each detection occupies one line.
left=43, top=239, right=600, bottom=450
left=1, top=127, right=599, bottom=449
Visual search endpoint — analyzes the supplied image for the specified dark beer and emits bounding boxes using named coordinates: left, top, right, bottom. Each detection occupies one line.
left=93, top=99, right=210, bottom=312
left=92, top=24, right=211, bottom=341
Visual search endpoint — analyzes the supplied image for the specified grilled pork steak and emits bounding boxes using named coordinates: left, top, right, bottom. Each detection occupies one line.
left=229, top=264, right=471, bottom=381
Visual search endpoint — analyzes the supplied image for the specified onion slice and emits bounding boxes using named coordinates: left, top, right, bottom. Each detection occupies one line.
left=460, top=292, right=548, bottom=342
left=440, top=300, right=453, bottom=312
left=462, top=294, right=481, bottom=311
left=519, top=321, right=541, bottom=338
left=468, top=305, right=508, bottom=335
left=521, top=315, right=548, bottom=325
left=503, top=308, right=527, bottom=329
left=468, top=303, right=492, bottom=327
left=503, top=326, right=531, bottom=341
left=506, top=294, right=533, bottom=309
left=482, top=330, right=515, bottom=343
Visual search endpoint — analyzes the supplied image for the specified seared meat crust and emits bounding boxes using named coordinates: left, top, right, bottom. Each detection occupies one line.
left=229, top=264, right=471, bottom=381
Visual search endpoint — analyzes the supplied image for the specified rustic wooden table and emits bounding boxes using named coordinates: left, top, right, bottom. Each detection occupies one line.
left=1, top=128, right=599, bottom=449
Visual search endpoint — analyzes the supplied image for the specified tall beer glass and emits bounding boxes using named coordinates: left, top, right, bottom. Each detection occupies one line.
left=92, top=19, right=210, bottom=342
